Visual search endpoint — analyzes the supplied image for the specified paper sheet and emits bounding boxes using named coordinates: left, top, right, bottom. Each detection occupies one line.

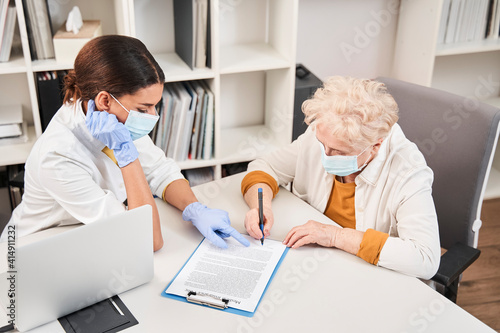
left=165, top=235, right=287, bottom=313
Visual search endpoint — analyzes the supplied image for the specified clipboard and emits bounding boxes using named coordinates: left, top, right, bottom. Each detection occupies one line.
left=161, top=238, right=289, bottom=317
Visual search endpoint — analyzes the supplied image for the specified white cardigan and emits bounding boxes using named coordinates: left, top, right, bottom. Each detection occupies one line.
left=2, top=101, right=184, bottom=240
left=248, top=124, right=441, bottom=279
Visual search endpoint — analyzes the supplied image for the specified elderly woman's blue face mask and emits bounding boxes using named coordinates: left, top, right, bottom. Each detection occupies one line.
left=318, top=141, right=372, bottom=176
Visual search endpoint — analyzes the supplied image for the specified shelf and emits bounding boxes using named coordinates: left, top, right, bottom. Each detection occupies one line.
left=176, top=158, right=218, bottom=170
left=31, top=58, right=74, bottom=72
left=436, top=39, right=500, bottom=57
left=153, top=53, right=215, bottom=83
left=483, top=97, right=500, bottom=109
left=219, top=43, right=290, bottom=74
left=32, top=53, right=217, bottom=81
left=0, top=126, right=36, bottom=166
left=218, top=125, right=281, bottom=164
left=0, top=55, right=27, bottom=74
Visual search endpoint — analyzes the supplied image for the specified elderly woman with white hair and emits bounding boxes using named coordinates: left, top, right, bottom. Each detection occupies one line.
left=240, top=76, right=441, bottom=279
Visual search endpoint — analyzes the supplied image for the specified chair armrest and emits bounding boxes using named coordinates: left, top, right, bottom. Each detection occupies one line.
left=431, top=242, right=480, bottom=287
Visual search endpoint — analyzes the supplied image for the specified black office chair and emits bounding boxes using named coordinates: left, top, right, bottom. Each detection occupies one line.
left=378, top=77, right=500, bottom=303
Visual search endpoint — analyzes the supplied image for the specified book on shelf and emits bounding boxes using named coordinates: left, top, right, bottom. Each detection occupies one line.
left=0, top=0, right=16, bottom=62
left=490, top=0, right=500, bottom=39
left=149, top=97, right=163, bottom=144
left=476, top=0, right=490, bottom=40
left=200, top=80, right=214, bottom=160
left=194, top=0, right=208, bottom=68
left=485, top=0, right=497, bottom=38
left=0, top=120, right=28, bottom=145
left=173, top=0, right=210, bottom=69
left=465, top=0, right=479, bottom=41
left=444, top=0, right=461, bottom=44
left=0, top=103, right=22, bottom=128
left=180, top=81, right=198, bottom=161
left=195, top=85, right=209, bottom=159
left=183, top=167, right=214, bottom=187
left=151, top=80, right=214, bottom=162
left=22, top=0, right=55, bottom=60
left=0, top=123, right=21, bottom=138
left=438, top=0, right=452, bottom=44
left=0, top=0, right=10, bottom=51
left=189, top=81, right=206, bottom=159
left=454, top=0, right=467, bottom=42
left=0, top=104, right=28, bottom=145
left=472, top=0, right=494, bottom=40
left=154, top=86, right=174, bottom=153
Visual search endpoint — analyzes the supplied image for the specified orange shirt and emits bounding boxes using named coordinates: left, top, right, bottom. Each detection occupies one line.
left=324, top=177, right=356, bottom=229
left=241, top=171, right=389, bottom=265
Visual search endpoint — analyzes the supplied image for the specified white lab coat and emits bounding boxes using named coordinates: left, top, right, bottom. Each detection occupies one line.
left=1, top=101, right=184, bottom=240
left=248, top=124, right=441, bottom=279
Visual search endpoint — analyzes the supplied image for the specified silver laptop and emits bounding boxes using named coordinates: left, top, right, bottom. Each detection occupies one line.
left=10, top=205, right=154, bottom=331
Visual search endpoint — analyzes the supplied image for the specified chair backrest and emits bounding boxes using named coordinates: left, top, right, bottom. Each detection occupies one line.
left=377, top=77, right=500, bottom=249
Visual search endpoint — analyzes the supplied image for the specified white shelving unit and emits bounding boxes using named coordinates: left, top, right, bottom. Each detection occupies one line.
left=125, top=0, right=298, bottom=179
left=0, top=0, right=126, bottom=167
left=392, top=0, right=500, bottom=199
left=1, top=0, right=298, bottom=181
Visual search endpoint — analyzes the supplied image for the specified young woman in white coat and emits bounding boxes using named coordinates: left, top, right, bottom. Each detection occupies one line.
left=2, top=35, right=249, bottom=251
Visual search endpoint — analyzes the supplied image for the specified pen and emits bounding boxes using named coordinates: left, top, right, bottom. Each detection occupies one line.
left=258, top=188, right=264, bottom=245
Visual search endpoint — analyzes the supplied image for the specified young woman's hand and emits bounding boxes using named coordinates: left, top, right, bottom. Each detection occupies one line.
left=182, top=202, right=250, bottom=249
left=85, top=99, right=138, bottom=167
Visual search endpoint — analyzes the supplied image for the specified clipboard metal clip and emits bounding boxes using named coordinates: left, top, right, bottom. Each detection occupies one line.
left=187, top=291, right=229, bottom=310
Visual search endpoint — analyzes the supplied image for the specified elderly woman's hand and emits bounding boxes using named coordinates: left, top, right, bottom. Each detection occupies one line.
left=283, top=220, right=340, bottom=249
left=244, top=206, right=274, bottom=240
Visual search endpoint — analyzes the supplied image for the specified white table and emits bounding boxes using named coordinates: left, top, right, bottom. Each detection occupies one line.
left=0, top=173, right=495, bottom=332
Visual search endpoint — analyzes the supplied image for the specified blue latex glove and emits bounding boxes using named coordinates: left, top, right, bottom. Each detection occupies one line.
left=85, top=99, right=139, bottom=167
left=182, top=202, right=251, bottom=249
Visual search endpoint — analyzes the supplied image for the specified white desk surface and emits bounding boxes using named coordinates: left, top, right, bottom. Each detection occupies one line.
left=0, top=173, right=495, bottom=332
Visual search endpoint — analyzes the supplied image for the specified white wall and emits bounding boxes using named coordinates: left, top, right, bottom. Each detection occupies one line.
left=296, top=0, right=400, bottom=81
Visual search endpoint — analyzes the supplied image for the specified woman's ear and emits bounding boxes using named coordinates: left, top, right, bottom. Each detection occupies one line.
left=372, top=138, right=384, bottom=154
left=94, top=91, right=111, bottom=111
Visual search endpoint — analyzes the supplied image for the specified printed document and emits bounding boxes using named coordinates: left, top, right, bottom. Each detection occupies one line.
left=165, top=235, right=287, bottom=313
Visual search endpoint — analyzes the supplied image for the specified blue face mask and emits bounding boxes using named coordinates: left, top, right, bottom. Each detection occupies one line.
left=110, top=94, right=159, bottom=141
left=318, top=141, right=372, bottom=177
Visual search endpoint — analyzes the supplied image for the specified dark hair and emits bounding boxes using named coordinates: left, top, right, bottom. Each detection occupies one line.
left=63, top=35, right=165, bottom=104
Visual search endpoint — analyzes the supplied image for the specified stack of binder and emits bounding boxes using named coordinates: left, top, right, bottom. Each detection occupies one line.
left=22, top=0, right=54, bottom=60
left=0, top=104, right=28, bottom=146
left=173, top=0, right=211, bottom=69
left=36, top=71, right=66, bottom=131
left=0, top=0, right=17, bottom=62
left=152, top=81, right=214, bottom=161
left=438, top=0, right=500, bottom=44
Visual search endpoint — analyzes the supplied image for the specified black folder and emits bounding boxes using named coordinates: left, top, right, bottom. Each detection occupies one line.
left=173, top=0, right=211, bottom=69
left=58, top=295, right=138, bottom=333
left=37, top=71, right=65, bottom=132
